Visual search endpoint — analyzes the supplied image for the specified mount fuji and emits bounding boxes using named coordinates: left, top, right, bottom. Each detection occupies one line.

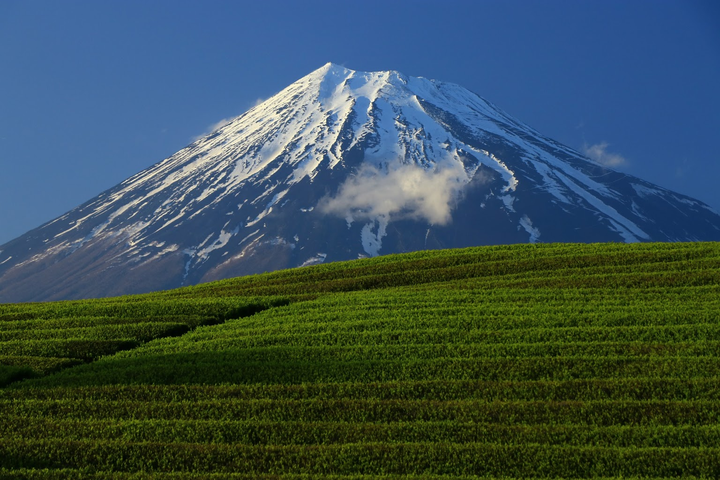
left=2, top=63, right=719, bottom=302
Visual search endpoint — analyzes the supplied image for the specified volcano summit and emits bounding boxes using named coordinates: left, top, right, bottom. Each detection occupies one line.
left=1, top=63, right=719, bottom=302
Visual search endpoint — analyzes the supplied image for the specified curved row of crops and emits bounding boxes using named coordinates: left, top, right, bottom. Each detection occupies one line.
left=1, top=242, right=719, bottom=478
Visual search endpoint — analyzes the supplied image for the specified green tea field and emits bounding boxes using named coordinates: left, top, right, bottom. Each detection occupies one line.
left=1, top=242, right=719, bottom=478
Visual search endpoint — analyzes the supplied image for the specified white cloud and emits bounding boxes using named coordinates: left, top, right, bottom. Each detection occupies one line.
left=582, top=142, right=627, bottom=168
left=317, top=162, right=469, bottom=225
left=191, top=117, right=235, bottom=142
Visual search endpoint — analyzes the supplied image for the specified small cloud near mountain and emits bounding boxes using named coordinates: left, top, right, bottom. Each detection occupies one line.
left=582, top=142, right=627, bottom=168
left=318, top=163, right=468, bottom=226
left=191, top=118, right=235, bottom=142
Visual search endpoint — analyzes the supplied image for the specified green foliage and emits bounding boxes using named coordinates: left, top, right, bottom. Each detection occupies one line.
left=0, top=296, right=284, bottom=378
left=1, top=242, right=719, bottom=477
left=0, top=364, right=36, bottom=387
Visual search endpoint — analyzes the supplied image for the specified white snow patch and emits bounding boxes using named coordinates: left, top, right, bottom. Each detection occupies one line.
left=239, top=229, right=261, bottom=245
left=529, top=148, right=619, bottom=199
left=531, top=160, right=573, bottom=204
left=181, top=248, right=196, bottom=282
left=501, top=195, right=515, bottom=212
left=669, top=193, right=711, bottom=211
left=196, top=227, right=240, bottom=260
left=154, top=209, right=190, bottom=233
left=478, top=149, right=518, bottom=193
left=197, top=233, right=215, bottom=249
left=266, top=189, right=290, bottom=209
left=245, top=208, right=272, bottom=228
left=555, top=171, right=649, bottom=242
left=267, top=237, right=295, bottom=249
left=519, top=215, right=541, bottom=243
left=0, top=256, right=12, bottom=266
left=361, top=215, right=388, bottom=257
left=52, top=225, right=80, bottom=239
left=631, top=183, right=662, bottom=198
left=301, top=253, right=327, bottom=267
left=157, top=244, right=179, bottom=256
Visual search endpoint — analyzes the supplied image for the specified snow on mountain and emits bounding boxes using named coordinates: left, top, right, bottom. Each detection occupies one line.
left=1, top=63, right=719, bottom=302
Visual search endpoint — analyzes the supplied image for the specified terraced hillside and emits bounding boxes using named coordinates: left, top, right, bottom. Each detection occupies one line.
left=1, top=242, right=719, bottom=478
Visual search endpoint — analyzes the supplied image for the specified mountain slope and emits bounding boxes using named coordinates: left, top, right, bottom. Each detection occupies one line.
left=1, top=63, right=719, bottom=302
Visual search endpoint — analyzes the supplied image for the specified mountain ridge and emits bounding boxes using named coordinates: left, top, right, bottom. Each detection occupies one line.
left=2, top=63, right=719, bottom=302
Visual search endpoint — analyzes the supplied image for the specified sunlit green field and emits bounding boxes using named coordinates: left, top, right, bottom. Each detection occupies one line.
left=1, top=242, right=719, bottom=478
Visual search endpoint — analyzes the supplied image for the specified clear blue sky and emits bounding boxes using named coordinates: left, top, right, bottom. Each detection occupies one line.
left=1, top=0, right=719, bottom=245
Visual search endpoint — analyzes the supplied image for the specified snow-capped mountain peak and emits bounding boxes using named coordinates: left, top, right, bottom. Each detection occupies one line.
left=1, top=64, right=719, bottom=302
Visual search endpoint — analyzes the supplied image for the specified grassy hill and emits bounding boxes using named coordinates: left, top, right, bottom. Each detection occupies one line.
left=1, top=242, right=719, bottom=478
